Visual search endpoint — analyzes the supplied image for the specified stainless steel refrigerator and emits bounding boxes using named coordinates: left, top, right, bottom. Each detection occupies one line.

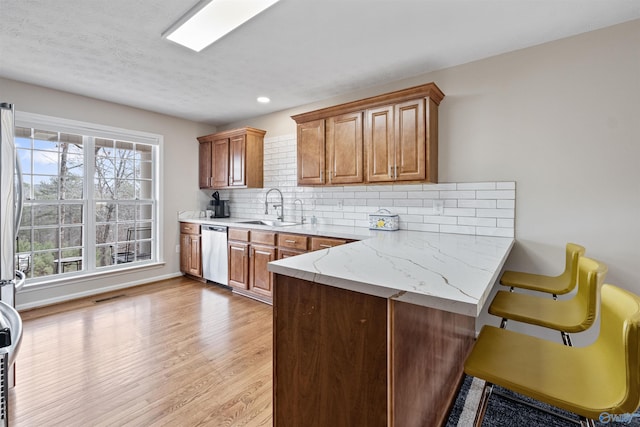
left=0, top=102, right=26, bottom=425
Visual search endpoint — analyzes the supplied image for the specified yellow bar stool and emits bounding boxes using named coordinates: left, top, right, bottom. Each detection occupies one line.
left=500, top=243, right=585, bottom=298
left=464, top=284, right=640, bottom=427
left=490, top=256, right=607, bottom=346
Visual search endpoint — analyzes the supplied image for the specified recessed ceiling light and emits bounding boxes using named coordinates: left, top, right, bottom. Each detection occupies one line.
left=257, top=96, right=271, bottom=104
left=163, top=0, right=281, bottom=52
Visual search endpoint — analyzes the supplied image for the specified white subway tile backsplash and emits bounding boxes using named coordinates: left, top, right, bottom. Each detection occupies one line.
left=458, top=199, right=497, bottom=209
left=477, top=209, right=515, bottom=218
left=423, top=215, right=458, bottom=225
left=456, top=182, right=496, bottom=190
left=408, top=223, right=440, bottom=232
left=408, top=191, right=440, bottom=199
left=497, top=200, right=515, bottom=209
left=458, top=217, right=497, bottom=227
left=222, top=134, right=516, bottom=237
left=424, top=183, right=456, bottom=191
left=476, top=190, right=516, bottom=200
left=441, top=225, right=476, bottom=235
left=496, top=182, right=516, bottom=190
left=440, top=190, right=476, bottom=199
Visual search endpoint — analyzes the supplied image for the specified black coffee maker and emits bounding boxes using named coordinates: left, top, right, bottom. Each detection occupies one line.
left=209, top=191, right=230, bottom=218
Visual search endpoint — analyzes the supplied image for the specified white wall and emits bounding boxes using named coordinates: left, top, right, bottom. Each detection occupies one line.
left=1, top=77, right=216, bottom=309
left=222, top=19, right=640, bottom=343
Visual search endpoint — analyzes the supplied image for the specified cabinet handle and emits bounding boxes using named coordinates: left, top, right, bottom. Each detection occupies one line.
left=285, top=240, right=296, bottom=244
left=320, top=170, right=324, bottom=181
left=389, top=166, right=393, bottom=178
left=319, top=244, right=332, bottom=248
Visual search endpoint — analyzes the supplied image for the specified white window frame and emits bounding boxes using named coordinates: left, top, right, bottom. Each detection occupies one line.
left=15, top=111, right=163, bottom=286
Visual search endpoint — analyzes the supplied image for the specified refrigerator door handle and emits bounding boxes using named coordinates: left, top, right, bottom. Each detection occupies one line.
left=14, top=156, right=23, bottom=236
left=14, top=270, right=25, bottom=292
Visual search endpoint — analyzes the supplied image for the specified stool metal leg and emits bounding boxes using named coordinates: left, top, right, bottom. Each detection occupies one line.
left=474, top=381, right=493, bottom=427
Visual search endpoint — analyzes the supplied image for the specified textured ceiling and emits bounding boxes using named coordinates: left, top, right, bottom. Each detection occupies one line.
left=1, top=0, right=639, bottom=126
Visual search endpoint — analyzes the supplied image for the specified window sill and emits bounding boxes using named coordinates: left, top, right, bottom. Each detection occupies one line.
left=19, top=261, right=166, bottom=292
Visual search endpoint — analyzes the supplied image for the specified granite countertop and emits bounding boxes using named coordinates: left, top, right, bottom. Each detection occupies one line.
left=268, top=230, right=514, bottom=317
left=179, top=215, right=514, bottom=317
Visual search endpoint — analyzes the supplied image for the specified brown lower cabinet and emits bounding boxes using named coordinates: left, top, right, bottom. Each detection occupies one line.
left=227, top=228, right=351, bottom=303
left=227, top=228, right=277, bottom=303
left=179, top=222, right=202, bottom=278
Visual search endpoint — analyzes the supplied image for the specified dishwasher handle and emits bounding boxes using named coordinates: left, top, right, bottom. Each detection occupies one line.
left=203, top=225, right=227, bottom=233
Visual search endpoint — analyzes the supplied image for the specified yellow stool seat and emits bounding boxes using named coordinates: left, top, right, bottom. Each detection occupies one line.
left=490, top=256, right=607, bottom=334
left=465, top=284, right=640, bottom=422
left=500, top=243, right=585, bottom=295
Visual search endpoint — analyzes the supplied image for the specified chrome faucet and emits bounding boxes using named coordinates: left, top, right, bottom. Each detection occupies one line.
left=293, top=199, right=305, bottom=224
left=265, top=188, right=284, bottom=221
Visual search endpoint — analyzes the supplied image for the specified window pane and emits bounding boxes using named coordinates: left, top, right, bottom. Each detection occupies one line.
left=34, top=229, right=58, bottom=250
left=61, top=205, right=83, bottom=224
left=60, top=175, right=83, bottom=199
left=33, top=175, right=58, bottom=199
left=96, top=246, right=112, bottom=267
left=61, top=226, right=82, bottom=248
left=117, top=180, right=135, bottom=199
left=16, top=148, right=32, bottom=173
left=17, top=229, right=32, bottom=252
left=33, top=129, right=58, bottom=150
left=138, top=204, right=153, bottom=221
left=95, top=138, right=114, bottom=157
left=96, top=202, right=116, bottom=222
left=32, top=251, right=56, bottom=277
left=34, top=205, right=59, bottom=226
left=118, top=205, right=135, bottom=222
left=33, top=150, right=59, bottom=175
left=96, top=224, right=115, bottom=244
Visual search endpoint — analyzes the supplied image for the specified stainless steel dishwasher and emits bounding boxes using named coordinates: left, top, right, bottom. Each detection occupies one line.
left=201, top=225, right=228, bottom=286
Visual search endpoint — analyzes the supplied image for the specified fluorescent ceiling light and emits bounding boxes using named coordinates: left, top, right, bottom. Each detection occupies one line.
left=163, top=0, right=280, bottom=52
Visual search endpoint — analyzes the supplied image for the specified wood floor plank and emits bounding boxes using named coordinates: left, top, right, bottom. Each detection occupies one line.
left=9, top=277, right=273, bottom=426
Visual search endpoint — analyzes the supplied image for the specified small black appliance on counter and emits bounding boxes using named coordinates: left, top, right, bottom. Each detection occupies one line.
left=209, top=191, right=230, bottom=218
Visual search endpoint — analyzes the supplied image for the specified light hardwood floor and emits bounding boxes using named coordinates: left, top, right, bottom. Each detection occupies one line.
left=9, top=277, right=273, bottom=426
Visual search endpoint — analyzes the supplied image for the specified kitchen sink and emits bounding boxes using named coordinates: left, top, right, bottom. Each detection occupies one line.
left=237, top=220, right=299, bottom=227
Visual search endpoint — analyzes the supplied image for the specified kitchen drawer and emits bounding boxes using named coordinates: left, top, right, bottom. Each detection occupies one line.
left=310, top=236, right=347, bottom=251
left=278, top=233, right=308, bottom=251
left=229, top=228, right=250, bottom=242
left=180, top=222, right=200, bottom=235
left=250, top=230, right=277, bottom=246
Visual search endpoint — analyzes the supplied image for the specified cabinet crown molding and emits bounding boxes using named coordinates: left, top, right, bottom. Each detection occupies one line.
left=291, top=82, right=445, bottom=123
left=198, top=127, right=266, bottom=142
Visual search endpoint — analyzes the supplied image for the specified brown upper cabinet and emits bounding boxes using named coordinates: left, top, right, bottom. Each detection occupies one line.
left=292, top=82, right=444, bottom=186
left=198, top=127, right=266, bottom=189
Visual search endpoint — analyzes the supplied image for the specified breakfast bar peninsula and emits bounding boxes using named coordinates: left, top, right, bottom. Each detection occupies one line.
left=268, top=229, right=514, bottom=427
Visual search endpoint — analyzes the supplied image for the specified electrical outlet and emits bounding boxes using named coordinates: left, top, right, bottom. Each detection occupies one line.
left=336, top=200, right=344, bottom=210
left=175, top=244, right=180, bottom=253
left=433, top=199, right=444, bottom=215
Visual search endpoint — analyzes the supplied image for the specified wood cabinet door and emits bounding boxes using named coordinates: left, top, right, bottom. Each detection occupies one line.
left=228, top=241, right=249, bottom=290
left=297, top=120, right=325, bottom=185
left=212, top=137, right=229, bottom=188
left=327, top=112, right=363, bottom=184
left=365, top=105, right=395, bottom=183
left=198, top=140, right=213, bottom=189
left=395, top=99, right=425, bottom=181
left=250, top=244, right=276, bottom=298
left=229, top=134, right=246, bottom=187
left=180, top=233, right=201, bottom=277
